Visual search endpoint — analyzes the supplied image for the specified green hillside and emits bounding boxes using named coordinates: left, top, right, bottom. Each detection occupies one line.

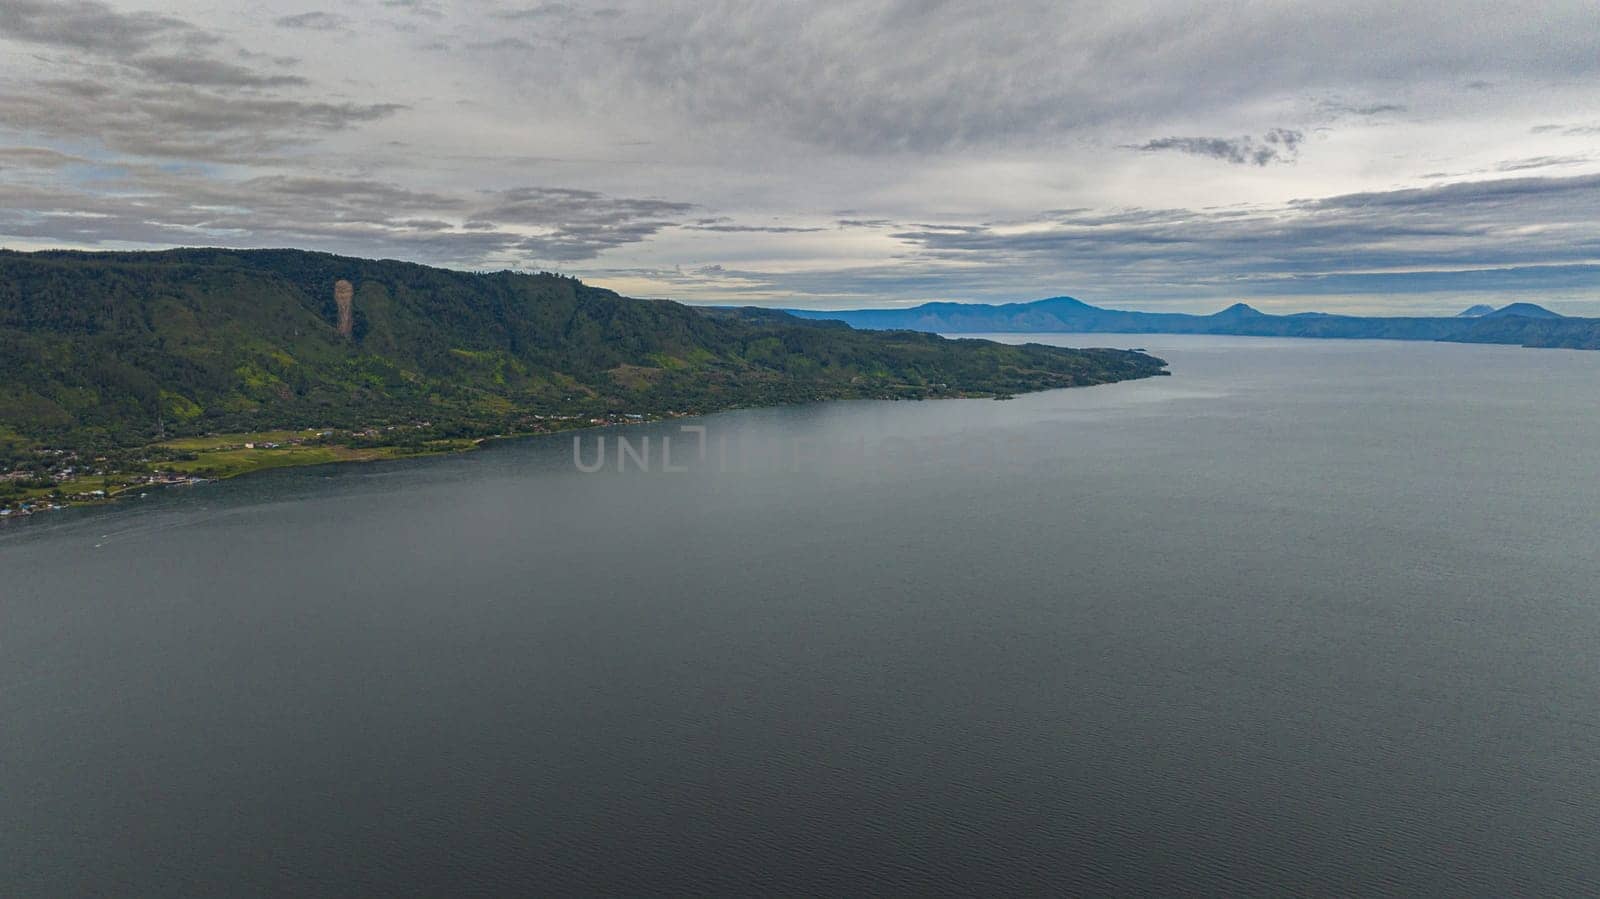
left=0, top=248, right=1166, bottom=458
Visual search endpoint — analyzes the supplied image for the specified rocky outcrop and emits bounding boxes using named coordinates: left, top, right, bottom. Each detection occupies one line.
left=334, top=279, right=354, bottom=338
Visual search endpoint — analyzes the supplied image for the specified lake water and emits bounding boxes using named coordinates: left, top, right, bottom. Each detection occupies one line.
left=4, top=334, right=1599, bottom=895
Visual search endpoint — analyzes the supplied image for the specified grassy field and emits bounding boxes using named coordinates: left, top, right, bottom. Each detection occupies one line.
left=163, top=439, right=482, bottom=480
left=3, top=434, right=485, bottom=514
left=156, top=430, right=327, bottom=452
left=20, top=473, right=124, bottom=500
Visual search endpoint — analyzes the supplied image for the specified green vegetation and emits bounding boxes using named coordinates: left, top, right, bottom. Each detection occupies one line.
left=0, top=247, right=1167, bottom=510
left=158, top=438, right=478, bottom=480
left=156, top=429, right=324, bottom=452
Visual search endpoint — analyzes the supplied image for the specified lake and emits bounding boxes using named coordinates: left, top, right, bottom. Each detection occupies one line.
left=4, top=334, right=1599, bottom=895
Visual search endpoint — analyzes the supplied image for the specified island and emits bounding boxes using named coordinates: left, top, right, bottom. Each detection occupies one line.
left=0, top=248, right=1167, bottom=517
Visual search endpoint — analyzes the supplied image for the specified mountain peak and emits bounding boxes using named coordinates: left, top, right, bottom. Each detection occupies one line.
left=1456, top=304, right=1497, bottom=317
left=1483, top=302, right=1562, bottom=320
left=1213, top=302, right=1264, bottom=318
left=1029, top=295, right=1094, bottom=310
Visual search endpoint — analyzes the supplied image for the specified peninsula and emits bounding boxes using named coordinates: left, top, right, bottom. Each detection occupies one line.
left=0, top=248, right=1166, bottom=516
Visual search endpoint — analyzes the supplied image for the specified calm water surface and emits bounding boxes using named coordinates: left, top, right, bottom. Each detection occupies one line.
left=4, top=335, right=1599, bottom=895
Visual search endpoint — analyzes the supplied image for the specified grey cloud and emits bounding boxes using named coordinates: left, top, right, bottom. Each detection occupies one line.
left=1494, top=155, right=1590, bottom=172
left=394, top=218, right=455, bottom=231
left=1532, top=123, right=1600, bottom=136
left=1270, top=129, right=1308, bottom=152
left=129, top=55, right=307, bottom=88
left=274, top=12, right=352, bottom=31
left=237, top=175, right=461, bottom=211
left=0, top=0, right=192, bottom=55
left=520, top=0, right=1600, bottom=154
left=493, top=3, right=582, bottom=19
left=4, top=0, right=1600, bottom=311
left=486, top=2, right=624, bottom=27
left=0, top=1, right=391, bottom=163
left=467, top=37, right=539, bottom=52
left=477, top=187, right=692, bottom=224
left=682, top=219, right=826, bottom=233
left=0, top=168, right=696, bottom=265
left=1133, top=129, right=1305, bottom=166
left=32, top=78, right=114, bottom=100
left=1300, top=173, right=1600, bottom=213
left=475, top=187, right=695, bottom=259
left=1317, top=100, right=1406, bottom=117
left=0, top=146, right=87, bottom=169
left=0, top=79, right=404, bottom=162
left=836, top=173, right=1600, bottom=303
left=381, top=0, right=444, bottom=18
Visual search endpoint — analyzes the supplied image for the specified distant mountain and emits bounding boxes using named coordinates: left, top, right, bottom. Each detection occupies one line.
left=0, top=249, right=1166, bottom=452
left=1480, top=302, right=1562, bottom=319
left=1212, top=303, right=1267, bottom=320
left=787, top=297, right=1599, bottom=350
left=1457, top=304, right=1497, bottom=317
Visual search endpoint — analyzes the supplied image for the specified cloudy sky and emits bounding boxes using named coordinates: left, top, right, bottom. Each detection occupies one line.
left=2, top=0, right=1598, bottom=313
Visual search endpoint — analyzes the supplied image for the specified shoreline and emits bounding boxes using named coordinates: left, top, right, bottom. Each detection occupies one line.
left=1, top=373, right=1168, bottom=522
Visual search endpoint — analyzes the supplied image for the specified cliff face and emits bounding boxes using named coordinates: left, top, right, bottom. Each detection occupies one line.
left=334, top=279, right=354, bottom=338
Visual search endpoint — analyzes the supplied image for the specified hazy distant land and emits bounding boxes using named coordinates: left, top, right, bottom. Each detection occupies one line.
left=788, top=296, right=1600, bottom=349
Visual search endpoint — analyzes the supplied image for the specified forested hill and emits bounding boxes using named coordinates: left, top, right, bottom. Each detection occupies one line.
left=787, top=296, right=1600, bottom=349
left=0, top=248, right=1165, bottom=451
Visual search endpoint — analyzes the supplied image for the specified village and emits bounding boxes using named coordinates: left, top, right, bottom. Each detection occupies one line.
left=0, top=412, right=677, bottom=521
left=0, top=450, right=212, bottom=519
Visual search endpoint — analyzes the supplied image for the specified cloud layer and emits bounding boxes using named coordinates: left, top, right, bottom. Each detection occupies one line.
left=1134, top=130, right=1304, bottom=166
left=2, top=0, right=1598, bottom=311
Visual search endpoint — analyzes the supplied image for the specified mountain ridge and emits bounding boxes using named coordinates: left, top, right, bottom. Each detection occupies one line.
left=0, top=248, right=1167, bottom=455
left=785, top=297, right=1597, bottom=349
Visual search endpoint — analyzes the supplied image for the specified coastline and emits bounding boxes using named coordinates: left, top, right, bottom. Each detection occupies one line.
left=0, top=372, right=1167, bottom=521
